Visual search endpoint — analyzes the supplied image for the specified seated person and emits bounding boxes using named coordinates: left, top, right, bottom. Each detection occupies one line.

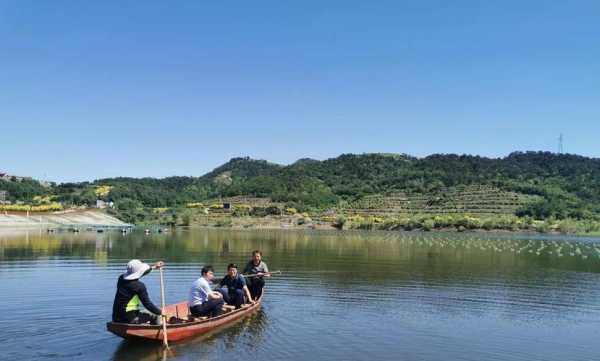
left=188, top=265, right=224, bottom=318
left=243, top=250, right=269, bottom=300
left=112, top=259, right=164, bottom=324
left=217, top=263, right=253, bottom=309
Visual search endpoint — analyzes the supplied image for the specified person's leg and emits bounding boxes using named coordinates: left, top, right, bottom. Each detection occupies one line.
left=217, top=287, right=231, bottom=305
left=126, top=311, right=157, bottom=324
left=190, top=304, right=208, bottom=317
left=138, top=312, right=158, bottom=324
left=253, top=278, right=265, bottom=299
left=125, top=310, right=141, bottom=324
left=208, top=298, right=224, bottom=317
left=246, top=278, right=256, bottom=299
left=191, top=299, right=224, bottom=318
left=231, top=289, right=244, bottom=308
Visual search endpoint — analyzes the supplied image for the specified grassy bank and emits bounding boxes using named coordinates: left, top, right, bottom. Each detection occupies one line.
left=114, top=204, right=600, bottom=235
left=335, top=214, right=600, bottom=235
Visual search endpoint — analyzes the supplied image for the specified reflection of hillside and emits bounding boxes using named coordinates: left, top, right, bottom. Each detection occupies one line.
left=2, top=229, right=599, bottom=278
left=0, top=231, right=116, bottom=262
left=3, top=228, right=600, bottom=327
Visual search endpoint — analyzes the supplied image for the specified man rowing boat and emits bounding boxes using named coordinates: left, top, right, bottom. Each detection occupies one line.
left=112, top=259, right=164, bottom=324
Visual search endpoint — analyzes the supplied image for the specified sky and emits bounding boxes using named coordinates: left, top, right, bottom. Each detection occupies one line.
left=1, top=1, right=599, bottom=182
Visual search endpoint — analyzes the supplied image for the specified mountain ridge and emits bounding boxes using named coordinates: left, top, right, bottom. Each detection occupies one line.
left=2, top=151, right=600, bottom=223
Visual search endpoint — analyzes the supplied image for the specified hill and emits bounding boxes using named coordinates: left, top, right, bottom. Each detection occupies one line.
left=2, top=151, right=600, bottom=230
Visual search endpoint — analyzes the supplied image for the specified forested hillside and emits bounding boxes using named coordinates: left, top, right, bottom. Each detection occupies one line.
left=3, top=151, right=600, bottom=226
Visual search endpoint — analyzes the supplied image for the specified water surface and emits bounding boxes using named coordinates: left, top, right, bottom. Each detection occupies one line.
left=1, top=228, right=600, bottom=360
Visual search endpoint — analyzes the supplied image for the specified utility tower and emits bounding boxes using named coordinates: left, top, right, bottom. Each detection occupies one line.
left=558, top=133, right=564, bottom=154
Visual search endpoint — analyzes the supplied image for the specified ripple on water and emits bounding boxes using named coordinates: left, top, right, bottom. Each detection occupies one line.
left=2, top=230, right=600, bottom=361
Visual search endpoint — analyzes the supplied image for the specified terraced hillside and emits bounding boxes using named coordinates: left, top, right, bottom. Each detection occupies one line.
left=5, top=151, right=600, bottom=225
left=345, top=185, right=541, bottom=215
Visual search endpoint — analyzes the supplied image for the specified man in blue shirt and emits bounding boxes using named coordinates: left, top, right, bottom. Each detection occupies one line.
left=217, top=263, right=254, bottom=309
left=188, top=265, right=224, bottom=318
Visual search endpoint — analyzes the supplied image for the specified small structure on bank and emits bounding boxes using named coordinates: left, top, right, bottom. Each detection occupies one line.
left=96, top=200, right=115, bottom=209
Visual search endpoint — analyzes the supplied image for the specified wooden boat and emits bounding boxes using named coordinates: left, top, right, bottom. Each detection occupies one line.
left=106, top=294, right=263, bottom=342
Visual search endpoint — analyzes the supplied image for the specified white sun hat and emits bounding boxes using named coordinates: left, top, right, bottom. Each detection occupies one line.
left=123, top=259, right=151, bottom=280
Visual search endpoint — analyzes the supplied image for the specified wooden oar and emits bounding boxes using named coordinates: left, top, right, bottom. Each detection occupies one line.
left=243, top=270, right=282, bottom=278
left=213, top=270, right=282, bottom=283
left=158, top=267, right=169, bottom=349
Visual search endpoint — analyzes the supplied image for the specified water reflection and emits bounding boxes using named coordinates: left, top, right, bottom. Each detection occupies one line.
left=112, top=341, right=166, bottom=361
left=2, top=229, right=600, bottom=361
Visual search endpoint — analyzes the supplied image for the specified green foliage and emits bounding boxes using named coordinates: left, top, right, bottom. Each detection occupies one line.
left=180, top=209, right=193, bottom=227
left=46, top=152, right=600, bottom=219
left=333, top=215, right=347, bottom=229
left=6, top=151, right=600, bottom=227
left=214, top=217, right=233, bottom=227
left=0, top=179, right=50, bottom=202
left=250, top=206, right=281, bottom=217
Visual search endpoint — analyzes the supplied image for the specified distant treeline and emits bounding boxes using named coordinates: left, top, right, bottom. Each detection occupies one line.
left=3, top=151, right=600, bottom=222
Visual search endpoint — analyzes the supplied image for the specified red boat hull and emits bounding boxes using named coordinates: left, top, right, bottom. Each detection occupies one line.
left=106, top=294, right=263, bottom=342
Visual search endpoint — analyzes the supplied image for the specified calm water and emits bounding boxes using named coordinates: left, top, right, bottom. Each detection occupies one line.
left=1, top=228, right=600, bottom=361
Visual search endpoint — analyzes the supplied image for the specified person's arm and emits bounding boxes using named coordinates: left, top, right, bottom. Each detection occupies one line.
left=137, top=283, right=162, bottom=315
left=208, top=291, right=222, bottom=300
left=239, top=276, right=253, bottom=303
left=243, top=262, right=252, bottom=274
left=202, top=281, right=222, bottom=300
left=262, top=262, right=270, bottom=277
left=243, top=285, right=254, bottom=304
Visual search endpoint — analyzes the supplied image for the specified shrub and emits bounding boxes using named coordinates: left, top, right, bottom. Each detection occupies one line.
left=0, top=202, right=63, bottom=212
left=233, top=204, right=251, bottom=217
left=333, top=215, right=346, bottom=229
left=250, top=206, right=281, bottom=217
left=557, top=219, right=578, bottom=234
left=535, top=220, right=550, bottom=233
left=422, top=219, right=435, bottom=231
left=95, top=185, right=112, bottom=198
left=214, top=218, right=232, bottom=227
left=186, top=202, right=204, bottom=208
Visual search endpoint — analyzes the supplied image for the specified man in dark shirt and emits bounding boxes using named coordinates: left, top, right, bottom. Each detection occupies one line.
left=243, top=250, right=269, bottom=300
left=217, top=263, right=253, bottom=309
left=112, top=259, right=164, bottom=324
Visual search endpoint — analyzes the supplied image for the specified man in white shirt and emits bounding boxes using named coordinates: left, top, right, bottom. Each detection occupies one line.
left=188, top=265, right=224, bottom=318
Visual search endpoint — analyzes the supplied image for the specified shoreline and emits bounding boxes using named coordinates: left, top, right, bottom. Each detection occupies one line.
left=2, top=211, right=598, bottom=238
left=2, top=222, right=598, bottom=238
left=0, top=209, right=132, bottom=230
left=168, top=214, right=600, bottom=237
left=194, top=224, right=599, bottom=237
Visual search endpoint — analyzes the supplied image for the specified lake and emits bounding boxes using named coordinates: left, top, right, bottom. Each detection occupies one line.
left=1, top=228, right=600, bottom=360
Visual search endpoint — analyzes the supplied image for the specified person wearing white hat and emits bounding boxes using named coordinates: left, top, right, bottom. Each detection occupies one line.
left=111, top=259, right=165, bottom=324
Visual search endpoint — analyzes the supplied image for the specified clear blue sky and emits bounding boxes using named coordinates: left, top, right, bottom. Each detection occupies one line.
left=1, top=1, right=599, bottom=182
